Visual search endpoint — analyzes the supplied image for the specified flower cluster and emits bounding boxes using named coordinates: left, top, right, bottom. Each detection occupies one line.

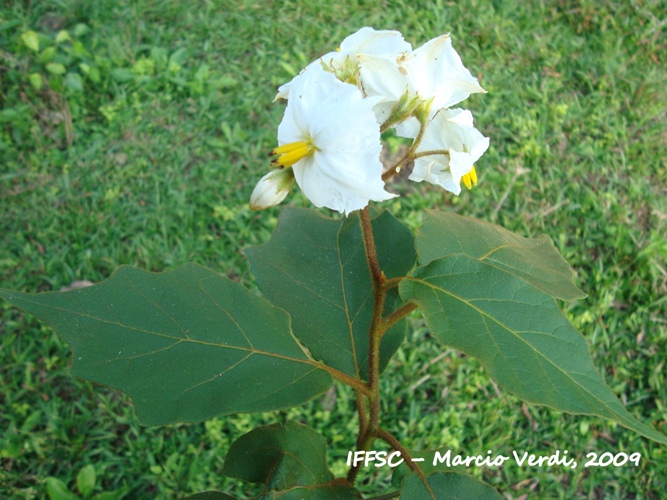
left=250, top=27, right=489, bottom=215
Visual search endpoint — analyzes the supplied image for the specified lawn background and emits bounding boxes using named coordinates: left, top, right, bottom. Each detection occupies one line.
left=1, top=0, right=666, bottom=498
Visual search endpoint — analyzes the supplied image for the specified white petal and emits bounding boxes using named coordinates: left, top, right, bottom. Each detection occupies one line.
left=358, top=53, right=410, bottom=102
left=276, top=28, right=411, bottom=101
left=339, top=27, right=412, bottom=56
left=394, top=117, right=420, bottom=139
left=277, top=65, right=396, bottom=215
left=408, top=35, right=485, bottom=110
left=410, top=108, right=489, bottom=194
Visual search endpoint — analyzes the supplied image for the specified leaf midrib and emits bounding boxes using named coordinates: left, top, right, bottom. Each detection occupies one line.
left=404, top=273, right=624, bottom=420
left=6, top=295, right=322, bottom=368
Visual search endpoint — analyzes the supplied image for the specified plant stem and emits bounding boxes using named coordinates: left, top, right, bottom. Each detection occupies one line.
left=380, top=303, right=417, bottom=338
left=356, top=392, right=369, bottom=444
left=321, top=365, right=372, bottom=396
left=375, top=428, right=436, bottom=499
left=368, top=492, right=400, bottom=500
left=382, top=277, right=404, bottom=290
left=360, top=207, right=385, bottom=432
left=412, top=149, right=449, bottom=159
left=359, top=207, right=384, bottom=286
left=346, top=429, right=374, bottom=484
left=350, top=209, right=426, bottom=492
left=347, top=207, right=388, bottom=486
left=381, top=117, right=432, bottom=181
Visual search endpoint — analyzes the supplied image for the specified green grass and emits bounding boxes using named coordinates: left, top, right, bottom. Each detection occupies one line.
left=1, top=0, right=666, bottom=498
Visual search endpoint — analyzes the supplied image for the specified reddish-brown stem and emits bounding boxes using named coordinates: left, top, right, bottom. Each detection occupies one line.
left=382, top=155, right=413, bottom=181
left=355, top=392, right=369, bottom=444
left=382, top=116, right=431, bottom=181
left=317, top=364, right=371, bottom=396
left=379, top=303, right=417, bottom=338
left=375, top=428, right=435, bottom=499
left=346, top=429, right=374, bottom=484
left=359, top=207, right=384, bottom=285
left=412, top=149, right=449, bottom=159
left=360, top=207, right=386, bottom=431
left=368, top=493, right=400, bottom=500
left=348, top=209, right=422, bottom=490
left=382, top=277, right=404, bottom=290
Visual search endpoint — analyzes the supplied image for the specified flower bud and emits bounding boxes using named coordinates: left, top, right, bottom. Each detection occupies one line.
left=250, top=169, right=295, bottom=211
left=380, top=92, right=421, bottom=130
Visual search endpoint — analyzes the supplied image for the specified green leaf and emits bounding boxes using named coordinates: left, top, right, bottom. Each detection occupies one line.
left=194, top=63, right=210, bottom=81
left=391, top=448, right=505, bottom=488
left=46, top=63, right=67, bottom=75
left=77, top=465, right=96, bottom=497
left=400, top=472, right=501, bottom=499
left=246, top=207, right=415, bottom=380
left=110, top=68, right=134, bottom=82
left=73, top=23, right=90, bottom=37
left=28, top=72, right=43, bottom=90
left=65, top=72, right=84, bottom=92
left=169, top=48, right=188, bottom=66
left=39, top=46, right=57, bottom=63
left=45, top=477, right=79, bottom=500
left=55, top=30, right=71, bottom=43
left=224, top=421, right=332, bottom=489
left=21, top=30, right=40, bottom=51
left=224, top=421, right=361, bottom=498
left=0, top=264, right=331, bottom=426
left=415, top=210, right=585, bottom=300
left=259, top=483, right=361, bottom=499
left=399, top=255, right=667, bottom=444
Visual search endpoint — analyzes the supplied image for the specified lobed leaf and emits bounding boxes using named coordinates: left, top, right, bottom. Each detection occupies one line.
left=246, top=207, right=416, bottom=380
left=0, top=263, right=331, bottom=426
left=415, top=210, right=586, bottom=301
left=399, top=255, right=667, bottom=444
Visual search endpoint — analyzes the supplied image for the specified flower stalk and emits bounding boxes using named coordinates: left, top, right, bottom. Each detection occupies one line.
left=346, top=208, right=428, bottom=492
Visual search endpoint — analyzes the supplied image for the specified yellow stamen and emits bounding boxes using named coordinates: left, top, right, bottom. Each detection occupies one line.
left=469, top=166, right=477, bottom=185
left=461, top=167, right=478, bottom=190
left=270, top=141, right=315, bottom=167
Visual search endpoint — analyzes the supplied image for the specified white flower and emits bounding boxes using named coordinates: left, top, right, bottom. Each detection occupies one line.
left=275, top=27, right=411, bottom=101
left=268, top=64, right=396, bottom=215
left=409, top=108, right=489, bottom=195
left=250, top=169, right=294, bottom=210
left=358, top=34, right=485, bottom=131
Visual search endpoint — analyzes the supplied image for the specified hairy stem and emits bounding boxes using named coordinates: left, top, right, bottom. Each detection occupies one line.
left=368, top=492, right=400, bottom=500
left=347, top=207, right=388, bottom=486
left=360, top=208, right=386, bottom=430
left=375, top=428, right=435, bottom=499
left=346, top=429, right=374, bottom=484
left=380, top=303, right=417, bottom=338
left=356, top=392, right=369, bottom=445
left=321, top=365, right=372, bottom=396
left=381, top=117, right=432, bottom=181
left=412, top=149, right=449, bottom=159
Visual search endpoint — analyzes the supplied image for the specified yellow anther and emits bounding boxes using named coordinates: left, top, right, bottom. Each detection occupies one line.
left=461, top=167, right=478, bottom=190
left=270, top=141, right=315, bottom=167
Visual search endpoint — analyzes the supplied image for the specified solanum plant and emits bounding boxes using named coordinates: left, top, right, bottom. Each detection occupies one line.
left=2, top=27, right=665, bottom=499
